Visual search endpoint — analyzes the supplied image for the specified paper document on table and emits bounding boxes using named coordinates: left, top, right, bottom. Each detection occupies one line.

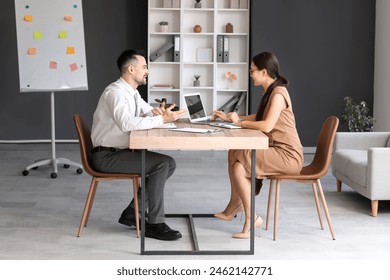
left=154, top=123, right=177, bottom=129
left=169, top=128, right=222, bottom=134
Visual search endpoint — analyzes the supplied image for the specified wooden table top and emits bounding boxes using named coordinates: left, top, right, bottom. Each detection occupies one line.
left=129, top=120, right=268, bottom=150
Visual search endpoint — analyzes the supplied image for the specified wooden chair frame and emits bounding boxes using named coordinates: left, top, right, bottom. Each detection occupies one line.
left=266, top=116, right=339, bottom=241
left=73, top=114, right=140, bottom=238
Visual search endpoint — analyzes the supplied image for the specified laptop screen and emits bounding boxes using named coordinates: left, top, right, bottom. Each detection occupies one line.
left=184, top=94, right=207, bottom=121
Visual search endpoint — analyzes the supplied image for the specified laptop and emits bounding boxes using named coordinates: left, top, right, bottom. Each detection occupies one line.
left=183, top=93, right=242, bottom=129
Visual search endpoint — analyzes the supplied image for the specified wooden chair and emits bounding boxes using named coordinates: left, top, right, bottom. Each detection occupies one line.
left=73, top=114, right=140, bottom=238
left=266, top=116, right=339, bottom=241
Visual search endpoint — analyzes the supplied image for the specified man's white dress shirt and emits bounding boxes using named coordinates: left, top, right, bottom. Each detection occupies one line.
left=91, top=77, right=163, bottom=148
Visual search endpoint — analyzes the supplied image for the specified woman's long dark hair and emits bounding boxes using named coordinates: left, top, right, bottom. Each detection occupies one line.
left=254, top=52, right=289, bottom=121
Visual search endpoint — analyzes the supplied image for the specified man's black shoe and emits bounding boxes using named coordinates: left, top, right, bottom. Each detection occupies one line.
left=145, top=223, right=182, bottom=241
left=118, top=211, right=140, bottom=228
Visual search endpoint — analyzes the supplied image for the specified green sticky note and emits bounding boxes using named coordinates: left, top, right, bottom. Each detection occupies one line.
left=33, top=31, right=42, bottom=39
left=59, top=31, right=67, bottom=39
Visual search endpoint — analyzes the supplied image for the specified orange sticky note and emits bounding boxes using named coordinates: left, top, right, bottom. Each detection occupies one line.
left=24, top=15, right=33, bottom=21
left=59, top=31, right=67, bottom=39
left=64, top=15, right=73, bottom=21
left=49, top=61, right=58, bottom=69
left=27, top=48, right=36, bottom=55
left=66, top=47, right=75, bottom=54
left=69, top=63, right=78, bottom=72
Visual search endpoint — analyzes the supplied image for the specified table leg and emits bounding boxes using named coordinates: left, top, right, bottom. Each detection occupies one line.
left=140, top=149, right=146, bottom=254
left=250, top=149, right=256, bottom=254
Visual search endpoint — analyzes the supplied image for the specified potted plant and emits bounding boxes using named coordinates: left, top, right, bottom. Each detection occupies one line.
left=193, top=75, right=201, bottom=87
left=341, top=96, right=374, bottom=132
left=195, top=0, right=202, bottom=8
left=158, top=21, right=168, bottom=32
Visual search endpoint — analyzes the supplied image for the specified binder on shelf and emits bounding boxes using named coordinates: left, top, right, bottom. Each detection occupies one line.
left=233, top=91, right=247, bottom=112
left=149, top=40, right=174, bottom=62
left=217, top=35, right=224, bottom=62
left=172, top=0, right=180, bottom=8
left=173, top=35, right=180, bottom=62
left=223, top=36, right=229, bottom=62
left=218, top=95, right=239, bottom=113
left=230, top=0, right=240, bottom=9
left=163, top=0, right=171, bottom=8
left=239, top=0, right=248, bottom=9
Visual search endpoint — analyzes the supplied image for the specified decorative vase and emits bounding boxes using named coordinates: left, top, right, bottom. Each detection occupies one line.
left=226, top=23, right=233, bottom=33
left=193, top=25, right=202, bottom=33
left=195, top=1, right=202, bottom=8
left=193, top=80, right=200, bottom=87
left=159, top=22, right=168, bottom=32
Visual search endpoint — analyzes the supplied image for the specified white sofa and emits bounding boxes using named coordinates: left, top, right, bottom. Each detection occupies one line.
left=332, top=132, right=390, bottom=216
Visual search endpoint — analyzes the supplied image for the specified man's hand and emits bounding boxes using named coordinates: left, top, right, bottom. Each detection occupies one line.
left=162, top=104, right=187, bottom=122
left=151, top=101, right=167, bottom=116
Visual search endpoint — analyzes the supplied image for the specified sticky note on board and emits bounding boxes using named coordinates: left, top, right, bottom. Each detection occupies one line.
left=33, top=32, right=42, bottom=39
left=24, top=15, right=33, bottom=21
left=49, top=61, right=58, bottom=69
left=59, top=31, right=67, bottom=39
left=69, top=63, right=78, bottom=72
left=64, top=15, right=73, bottom=21
left=27, top=48, right=36, bottom=55
left=66, top=47, right=75, bottom=54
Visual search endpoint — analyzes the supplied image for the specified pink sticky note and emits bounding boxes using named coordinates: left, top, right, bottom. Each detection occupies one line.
left=69, top=63, right=78, bottom=71
left=49, top=61, right=57, bottom=69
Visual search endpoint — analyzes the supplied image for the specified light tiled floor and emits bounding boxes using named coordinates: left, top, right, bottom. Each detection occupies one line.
left=1, top=143, right=390, bottom=260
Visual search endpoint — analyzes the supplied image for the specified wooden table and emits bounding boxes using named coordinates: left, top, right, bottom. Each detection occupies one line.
left=129, top=120, right=268, bottom=255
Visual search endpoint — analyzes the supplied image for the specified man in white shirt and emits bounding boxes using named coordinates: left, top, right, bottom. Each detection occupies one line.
left=90, top=49, right=186, bottom=241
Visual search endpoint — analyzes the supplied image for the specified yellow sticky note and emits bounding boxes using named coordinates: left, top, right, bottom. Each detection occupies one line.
left=66, top=47, right=75, bottom=54
left=24, top=15, right=33, bottom=21
left=64, top=15, right=73, bottom=22
left=33, top=32, right=42, bottom=39
left=27, top=48, right=36, bottom=55
left=59, top=31, right=67, bottom=39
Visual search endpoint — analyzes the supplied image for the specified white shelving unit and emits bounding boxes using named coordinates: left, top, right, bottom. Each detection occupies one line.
left=148, top=0, right=250, bottom=115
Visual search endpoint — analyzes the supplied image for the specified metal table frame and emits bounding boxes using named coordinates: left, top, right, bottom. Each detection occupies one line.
left=140, top=149, right=256, bottom=255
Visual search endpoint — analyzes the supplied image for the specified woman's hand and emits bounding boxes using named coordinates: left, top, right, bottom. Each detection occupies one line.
left=212, top=110, right=229, bottom=121
left=227, top=112, right=240, bottom=125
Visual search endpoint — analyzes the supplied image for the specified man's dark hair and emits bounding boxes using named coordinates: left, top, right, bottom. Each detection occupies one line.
left=117, top=49, right=146, bottom=74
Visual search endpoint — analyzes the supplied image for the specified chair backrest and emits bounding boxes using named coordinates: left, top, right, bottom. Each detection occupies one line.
left=305, top=116, right=339, bottom=177
left=73, top=114, right=98, bottom=177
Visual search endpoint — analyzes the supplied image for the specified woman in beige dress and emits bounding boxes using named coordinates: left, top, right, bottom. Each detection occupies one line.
left=213, top=52, right=303, bottom=238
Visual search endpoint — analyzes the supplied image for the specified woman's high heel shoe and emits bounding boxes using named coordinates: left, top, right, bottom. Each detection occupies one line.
left=214, top=203, right=244, bottom=221
left=232, top=216, right=263, bottom=239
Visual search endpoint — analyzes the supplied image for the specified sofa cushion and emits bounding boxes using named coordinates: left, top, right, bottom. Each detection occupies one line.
left=333, top=149, right=367, bottom=187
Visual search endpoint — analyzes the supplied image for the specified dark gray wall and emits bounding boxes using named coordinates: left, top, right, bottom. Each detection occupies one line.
left=0, top=0, right=375, bottom=146
left=250, top=0, right=375, bottom=146
left=0, top=0, right=147, bottom=140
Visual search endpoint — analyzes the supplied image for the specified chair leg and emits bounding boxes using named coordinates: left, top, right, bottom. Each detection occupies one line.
left=371, top=200, right=378, bottom=217
left=77, top=177, right=98, bottom=237
left=133, top=177, right=140, bottom=238
left=266, top=179, right=274, bottom=230
left=85, top=179, right=99, bottom=227
left=336, top=179, right=342, bottom=192
left=273, top=179, right=281, bottom=241
left=311, top=181, right=324, bottom=230
left=316, top=179, right=336, bottom=240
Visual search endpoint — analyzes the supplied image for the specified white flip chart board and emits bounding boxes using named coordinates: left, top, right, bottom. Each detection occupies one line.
left=14, top=0, right=88, bottom=92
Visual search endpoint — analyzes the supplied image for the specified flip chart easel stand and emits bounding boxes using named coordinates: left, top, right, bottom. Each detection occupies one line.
left=22, top=92, right=83, bottom=178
